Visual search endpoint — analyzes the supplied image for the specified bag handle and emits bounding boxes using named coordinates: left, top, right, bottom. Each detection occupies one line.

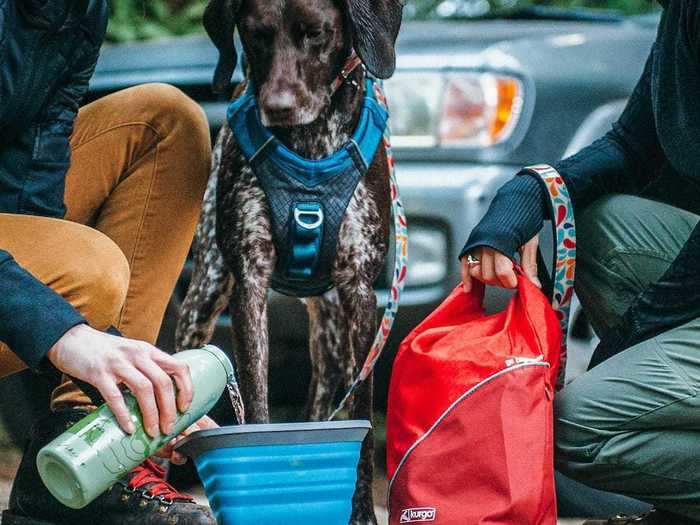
left=518, top=165, right=576, bottom=389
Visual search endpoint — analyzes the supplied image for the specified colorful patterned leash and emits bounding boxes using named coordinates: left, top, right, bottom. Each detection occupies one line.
left=329, top=79, right=409, bottom=421
left=519, top=165, right=576, bottom=390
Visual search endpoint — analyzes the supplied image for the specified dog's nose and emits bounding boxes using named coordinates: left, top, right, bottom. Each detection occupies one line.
left=260, top=90, right=297, bottom=125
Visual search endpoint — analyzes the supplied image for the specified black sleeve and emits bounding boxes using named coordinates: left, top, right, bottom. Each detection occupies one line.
left=590, top=222, right=700, bottom=369
left=460, top=46, right=665, bottom=259
left=0, top=250, right=86, bottom=370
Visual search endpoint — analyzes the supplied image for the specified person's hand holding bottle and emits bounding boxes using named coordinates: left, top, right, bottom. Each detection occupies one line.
left=47, top=325, right=194, bottom=438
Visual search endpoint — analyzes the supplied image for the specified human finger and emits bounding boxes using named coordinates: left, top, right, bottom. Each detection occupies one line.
left=136, top=357, right=178, bottom=436
left=520, top=236, right=542, bottom=288
left=160, top=419, right=210, bottom=464
left=480, top=250, right=496, bottom=285
left=119, top=368, right=160, bottom=437
left=152, top=350, right=193, bottom=413
left=170, top=451, right=188, bottom=465
left=155, top=439, right=176, bottom=459
left=154, top=438, right=186, bottom=465
left=195, top=415, right=219, bottom=430
left=494, top=253, right=517, bottom=289
left=97, top=378, right=135, bottom=434
left=461, top=257, right=474, bottom=293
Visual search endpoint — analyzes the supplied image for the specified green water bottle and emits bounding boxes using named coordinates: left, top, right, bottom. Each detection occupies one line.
left=36, top=345, right=234, bottom=509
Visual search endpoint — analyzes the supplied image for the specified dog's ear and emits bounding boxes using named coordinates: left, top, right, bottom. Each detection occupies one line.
left=204, top=0, right=242, bottom=94
left=345, top=0, right=404, bottom=79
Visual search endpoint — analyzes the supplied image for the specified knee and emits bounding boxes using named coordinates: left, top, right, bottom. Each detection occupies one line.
left=68, top=228, right=130, bottom=330
left=577, top=195, right=632, bottom=259
left=553, top=391, right=605, bottom=475
left=575, top=195, right=645, bottom=293
left=138, top=84, right=210, bottom=148
left=577, top=194, right=676, bottom=261
left=554, top=416, right=596, bottom=471
left=134, top=83, right=211, bottom=190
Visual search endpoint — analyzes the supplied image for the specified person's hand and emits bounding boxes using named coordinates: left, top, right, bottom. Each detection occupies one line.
left=46, top=324, right=193, bottom=438
left=155, top=415, right=219, bottom=465
left=461, top=236, right=542, bottom=293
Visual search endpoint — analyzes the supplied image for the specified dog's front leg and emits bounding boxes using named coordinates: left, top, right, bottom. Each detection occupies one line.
left=216, top=157, right=275, bottom=424
left=229, top=279, right=271, bottom=423
left=338, top=281, right=378, bottom=525
left=176, top=132, right=235, bottom=352
left=306, top=290, right=344, bottom=421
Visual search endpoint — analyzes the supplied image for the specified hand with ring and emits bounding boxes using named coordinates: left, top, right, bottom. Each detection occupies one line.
left=460, top=236, right=542, bottom=293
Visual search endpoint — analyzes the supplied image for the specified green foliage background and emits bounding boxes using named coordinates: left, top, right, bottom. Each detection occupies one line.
left=107, top=0, right=206, bottom=41
left=106, top=0, right=656, bottom=43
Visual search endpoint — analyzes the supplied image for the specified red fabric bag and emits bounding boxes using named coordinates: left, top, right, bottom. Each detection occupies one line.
left=386, top=166, right=576, bottom=525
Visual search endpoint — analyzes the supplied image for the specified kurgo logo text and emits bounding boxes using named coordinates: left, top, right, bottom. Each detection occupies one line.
left=400, top=507, right=437, bottom=523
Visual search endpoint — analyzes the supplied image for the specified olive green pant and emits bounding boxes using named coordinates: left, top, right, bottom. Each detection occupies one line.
left=555, top=194, right=700, bottom=521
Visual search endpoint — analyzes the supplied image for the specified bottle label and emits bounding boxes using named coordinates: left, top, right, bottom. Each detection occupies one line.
left=67, top=398, right=155, bottom=476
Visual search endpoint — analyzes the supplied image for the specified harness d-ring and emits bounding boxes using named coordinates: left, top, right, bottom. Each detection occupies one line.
left=288, top=202, right=325, bottom=281
left=294, top=207, right=324, bottom=230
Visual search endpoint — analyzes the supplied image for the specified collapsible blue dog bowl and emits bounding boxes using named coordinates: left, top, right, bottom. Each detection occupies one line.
left=176, top=420, right=371, bottom=525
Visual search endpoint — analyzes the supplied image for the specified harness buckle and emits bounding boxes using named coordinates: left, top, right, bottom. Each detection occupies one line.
left=294, top=207, right=324, bottom=230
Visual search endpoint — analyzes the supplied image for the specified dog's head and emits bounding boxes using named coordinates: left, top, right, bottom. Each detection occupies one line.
left=204, top=0, right=403, bottom=127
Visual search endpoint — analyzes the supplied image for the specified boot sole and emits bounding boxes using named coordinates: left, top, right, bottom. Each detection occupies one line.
left=1, top=510, right=56, bottom=525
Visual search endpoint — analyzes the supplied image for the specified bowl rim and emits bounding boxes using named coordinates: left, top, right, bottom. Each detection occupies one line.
left=175, top=420, right=371, bottom=459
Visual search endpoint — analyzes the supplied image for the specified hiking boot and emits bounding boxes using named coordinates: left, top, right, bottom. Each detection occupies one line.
left=1, top=410, right=215, bottom=525
left=583, top=508, right=700, bottom=525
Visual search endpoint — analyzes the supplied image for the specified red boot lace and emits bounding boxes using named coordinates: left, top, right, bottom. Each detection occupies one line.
left=126, top=459, right=194, bottom=502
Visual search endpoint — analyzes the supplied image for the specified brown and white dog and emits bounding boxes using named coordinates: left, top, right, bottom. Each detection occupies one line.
left=175, top=1, right=403, bottom=522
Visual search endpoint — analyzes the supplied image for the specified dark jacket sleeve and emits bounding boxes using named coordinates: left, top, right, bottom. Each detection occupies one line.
left=460, top=46, right=665, bottom=259
left=0, top=250, right=85, bottom=370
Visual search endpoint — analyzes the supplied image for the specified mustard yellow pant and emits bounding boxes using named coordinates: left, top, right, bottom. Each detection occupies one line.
left=0, top=83, right=211, bottom=410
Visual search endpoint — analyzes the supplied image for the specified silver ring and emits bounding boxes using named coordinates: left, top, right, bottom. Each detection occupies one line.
left=466, top=254, right=481, bottom=266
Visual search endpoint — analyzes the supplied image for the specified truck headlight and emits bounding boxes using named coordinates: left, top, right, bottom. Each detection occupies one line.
left=405, top=224, right=448, bottom=287
left=385, top=71, right=524, bottom=148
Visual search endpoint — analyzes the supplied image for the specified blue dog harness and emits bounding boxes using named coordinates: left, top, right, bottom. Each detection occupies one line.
left=227, top=77, right=389, bottom=297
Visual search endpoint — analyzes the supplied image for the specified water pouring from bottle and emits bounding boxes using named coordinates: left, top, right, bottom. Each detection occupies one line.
left=227, top=380, right=246, bottom=425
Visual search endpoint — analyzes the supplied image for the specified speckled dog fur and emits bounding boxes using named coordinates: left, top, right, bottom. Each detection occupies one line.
left=176, top=1, right=402, bottom=523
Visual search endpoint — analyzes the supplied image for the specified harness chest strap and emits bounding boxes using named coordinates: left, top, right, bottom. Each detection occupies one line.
left=284, top=54, right=363, bottom=283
